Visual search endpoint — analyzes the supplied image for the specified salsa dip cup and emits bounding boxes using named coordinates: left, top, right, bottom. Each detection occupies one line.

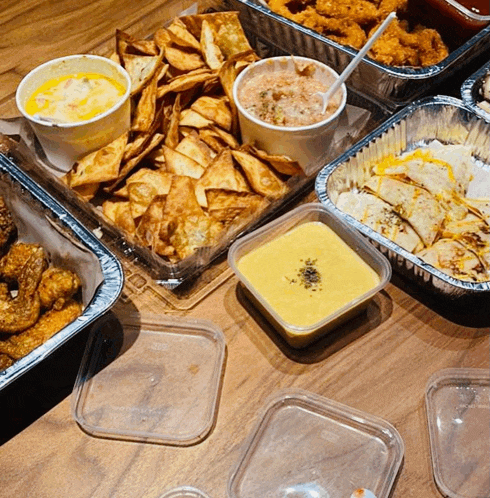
left=232, top=56, right=347, bottom=176
left=16, top=54, right=131, bottom=172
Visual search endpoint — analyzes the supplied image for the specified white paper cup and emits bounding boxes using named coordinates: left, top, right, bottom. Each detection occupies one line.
left=16, top=54, right=131, bottom=172
left=233, top=56, right=347, bottom=176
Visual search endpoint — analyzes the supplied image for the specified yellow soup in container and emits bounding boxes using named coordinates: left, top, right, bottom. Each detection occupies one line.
left=228, top=204, right=391, bottom=348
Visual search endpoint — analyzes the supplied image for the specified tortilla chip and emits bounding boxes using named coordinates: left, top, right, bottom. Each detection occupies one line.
left=131, top=72, right=158, bottom=132
left=242, top=144, right=303, bottom=176
left=102, top=200, right=137, bottom=236
left=157, top=69, right=214, bottom=99
left=154, top=28, right=172, bottom=52
left=163, top=146, right=205, bottom=179
left=231, top=150, right=289, bottom=199
left=206, top=188, right=270, bottom=224
left=167, top=18, right=201, bottom=51
left=116, top=29, right=159, bottom=56
left=68, top=132, right=128, bottom=187
left=165, top=44, right=205, bottom=71
left=123, top=51, right=164, bottom=96
left=175, top=133, right=215, bottom=168
left=135, top=195, right=167, bottom=249
left=179, top=108, right=214, bottom=129
left=164, top=93, right=182, bottom=149
left=201, top=19, right=224, bottom=70
left=194, top=149, right=249, bottom=207
left=71, top=183, right=100, bottom=202
left=191, top=96, right=232, bottom=131
left=198, top=128, right=228, bottom=153
left=208, top=124, right=239, bottom=149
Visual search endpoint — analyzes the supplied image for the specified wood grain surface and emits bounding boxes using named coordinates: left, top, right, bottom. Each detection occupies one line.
left=0, top=1, right=489, bottom=497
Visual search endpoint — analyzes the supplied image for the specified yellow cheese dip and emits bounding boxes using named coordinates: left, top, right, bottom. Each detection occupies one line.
left=24, top=72, right=126, bottom=124
left=237, top=221, right=380, bottom=328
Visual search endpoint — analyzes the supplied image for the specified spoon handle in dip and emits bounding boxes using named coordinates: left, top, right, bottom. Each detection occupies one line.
left=318, top=11, right=397, bottom=114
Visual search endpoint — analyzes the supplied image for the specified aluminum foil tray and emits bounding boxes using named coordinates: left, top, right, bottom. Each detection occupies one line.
left=461, top=58, right=490, bottom=121
left=0, top=154, right=124, bottom=391
left=224, top=0, right=490, bottom=111
left=315, top=95, right=490, bottom=300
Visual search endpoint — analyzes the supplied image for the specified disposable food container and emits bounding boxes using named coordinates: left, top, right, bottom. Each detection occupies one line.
left=315, top=95, right=490, bottom=300
left=15, top=54, right=131, bottom=172
left=225, top=0, right=490, bottom=110
left=159, top=486, right=212, bottom=498
left=228, top=389, right=404, bottom=498
left=0, top=154, right=123, bottom=392
left=425, top=368, right=489, bottom=498
left=461, top=58, right=490, bottom=120
left=5, top=0, right=391, bottom=288
left=228, top=203, right=391, bottom=348
left=72, top=313, right=226, bottom=445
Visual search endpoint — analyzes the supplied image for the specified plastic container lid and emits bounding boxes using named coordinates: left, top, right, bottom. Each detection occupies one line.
left=72, top=313, right=226, bottom=445
left=425, top=368, right=490, bottom=498
left=159, top=486, right=211, bottom=498
left=228, top=389, right=404, bottom=498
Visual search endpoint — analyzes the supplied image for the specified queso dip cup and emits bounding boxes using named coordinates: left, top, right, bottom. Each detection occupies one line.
left=228, top=203, right=391, bottom=348
left=233, top=56, right=347, bottom=177
left=16, top=54, right=131, bottom=172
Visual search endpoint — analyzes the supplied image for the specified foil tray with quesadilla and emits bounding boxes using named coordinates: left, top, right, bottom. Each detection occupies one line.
left=316, top=96, right=490, bottom=299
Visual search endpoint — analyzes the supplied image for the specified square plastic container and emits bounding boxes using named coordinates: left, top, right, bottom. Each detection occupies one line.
left=228, top=389, right=404, bottom=498
left=159, top=486, right=211, bottom=498
left=425, top=368, right=490, bottom=498
left=461, top=58, right=490, bottom=120
left=228, top=203, right=391, bottom=348
left=72, top=313, right=226, bottom=446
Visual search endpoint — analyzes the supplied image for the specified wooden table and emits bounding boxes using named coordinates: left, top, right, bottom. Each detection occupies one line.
left=0, top=1, right=489, bottom=497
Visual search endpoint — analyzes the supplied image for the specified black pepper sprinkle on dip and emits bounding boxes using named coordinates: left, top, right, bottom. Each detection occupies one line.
left=288, top=258, right=323, bottom=292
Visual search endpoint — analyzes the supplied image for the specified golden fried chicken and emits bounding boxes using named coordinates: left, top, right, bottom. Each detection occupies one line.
left=368, top=19, right=448, bottom=67
left=0, top=300, right=82, bottom=360
left=0, top=197, right=16, bottom=250
left=316, top=0, right=379, bottom=25
left=38, top=267, right=82, bottom=311
left=0, top=353, right=13, bottom=371
left=0, top=243, right=45, bottom=281
left=0, top=247, right=46, bottom=334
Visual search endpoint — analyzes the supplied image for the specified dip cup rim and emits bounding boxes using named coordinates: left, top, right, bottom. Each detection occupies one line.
left=232, top=55, right=347, bottom=133
left=16, top=54, right=132, bottom=129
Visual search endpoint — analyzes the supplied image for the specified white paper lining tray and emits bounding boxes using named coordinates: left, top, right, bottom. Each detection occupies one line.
left=228, top=389, right=404, bottom=498
left=72, top=313, right=226, bottom=445
left=0, top=154, right=123, bottom=391
left=425, top=368, right=490, bottom=498
left=225, top=0, right=490, bottom=110
left=461, top=58, right=490, bottom=121
left=315, top=95, right=490, bottom=300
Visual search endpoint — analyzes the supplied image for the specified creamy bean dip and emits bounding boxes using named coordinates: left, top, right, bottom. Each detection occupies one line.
left=25, top=73, right=126, bottom=124
left=238, top=65, right=337, bottom=127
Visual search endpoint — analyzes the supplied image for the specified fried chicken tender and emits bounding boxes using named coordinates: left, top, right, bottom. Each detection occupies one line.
left=368, top=19, right=449, bottom=67
left=0, top=353, right=13, bottom=370
left=316, top=0, right=379, bottom=25
left=0, top=243, right=44, bottom=281
left=0, top=247, right=46, bottom=334
left=0, top=197, right=16, bottom=250
left=0, top=300, right=82, bottom=361
left=38, top=267, right=82, bottom=311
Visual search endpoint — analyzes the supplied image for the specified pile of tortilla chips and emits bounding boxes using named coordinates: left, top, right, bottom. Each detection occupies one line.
left=63, top=11, right=303, bottom=263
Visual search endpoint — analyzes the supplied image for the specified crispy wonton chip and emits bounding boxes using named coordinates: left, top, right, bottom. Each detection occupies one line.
left=116, top=29, right=159, bottom=56
left=163, top=146, right=205, bottom=179
left=175, top=133, right=215, bottom=167
left=200, top=19, right=224, bottom=70
left=231, top=150, right=289, bottom=199
left=123, top=51, right=164, bottom=96
left=68, top=132, right=128, bottom=187
left=102, top=200, right=137, bottom=236
left=191, top=96, right=232, bottom=131
left=179, top=108, right=214, bottom=128
left=131, top=72, right=158, bottom=132
left=242, top=144, right=303, bottom=176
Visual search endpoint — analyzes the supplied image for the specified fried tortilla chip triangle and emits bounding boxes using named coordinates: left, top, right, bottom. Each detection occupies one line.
left=68, top=132, right=128, bottom=187
left=231, top=150, right=289, bottom=199
left=123, top=51, right=164, bottom=96
left=201, top=19, right=224, bottom=70
left=191, top=96, right=232, bottom=131
left=163, top=146, right=205, bottom=179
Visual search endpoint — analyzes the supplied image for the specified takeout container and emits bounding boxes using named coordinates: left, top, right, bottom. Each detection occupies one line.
left=225, top=0, right=490, bottom=110
left=0, top=154, right=124, bottom=392
left=461, top=58, right=490, bottom=120
left=425, top=368, right=490, bottom=498
left=72, top=313, right=226, bottom=445
left=315, top=95, right=490, bottom=300
left=228, top=203, right=391, bottom=348
left=16, top=54, right=131, bottom=172
left=233, top=56, right=347, bottom=176
left=228, top=389, right=404, bottom=498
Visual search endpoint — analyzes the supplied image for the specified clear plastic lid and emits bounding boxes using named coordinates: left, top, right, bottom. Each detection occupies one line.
left=228, top=389, right=404, bottom=498
left=159, top=486, right=211, bottom=498
left=72, top=313, right=226, bottom=445
left=425, top=368, right=490, bottom=498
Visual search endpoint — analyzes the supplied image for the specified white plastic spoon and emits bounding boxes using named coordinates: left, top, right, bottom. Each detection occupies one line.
left=317, top=11, right=397, bottom=114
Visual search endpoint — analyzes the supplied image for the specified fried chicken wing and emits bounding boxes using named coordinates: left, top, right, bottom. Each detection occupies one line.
left=38, top=267, right=82, bottom=311
left=315, top=0, right=379, bottom=25
left=0, top=243, right=44, bottom=281
left=0, top=353, right=13, bottom=371
left=0, top=300, right=82, bottom=361
left=0, top=247, right=46, bottom=334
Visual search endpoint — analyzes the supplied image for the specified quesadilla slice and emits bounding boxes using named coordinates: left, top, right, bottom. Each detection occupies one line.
left=416, top=238, right=489, bottom=282
left=336, top=191, right=423, bottom=252
left=363, top=176, right=445, bottom=247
